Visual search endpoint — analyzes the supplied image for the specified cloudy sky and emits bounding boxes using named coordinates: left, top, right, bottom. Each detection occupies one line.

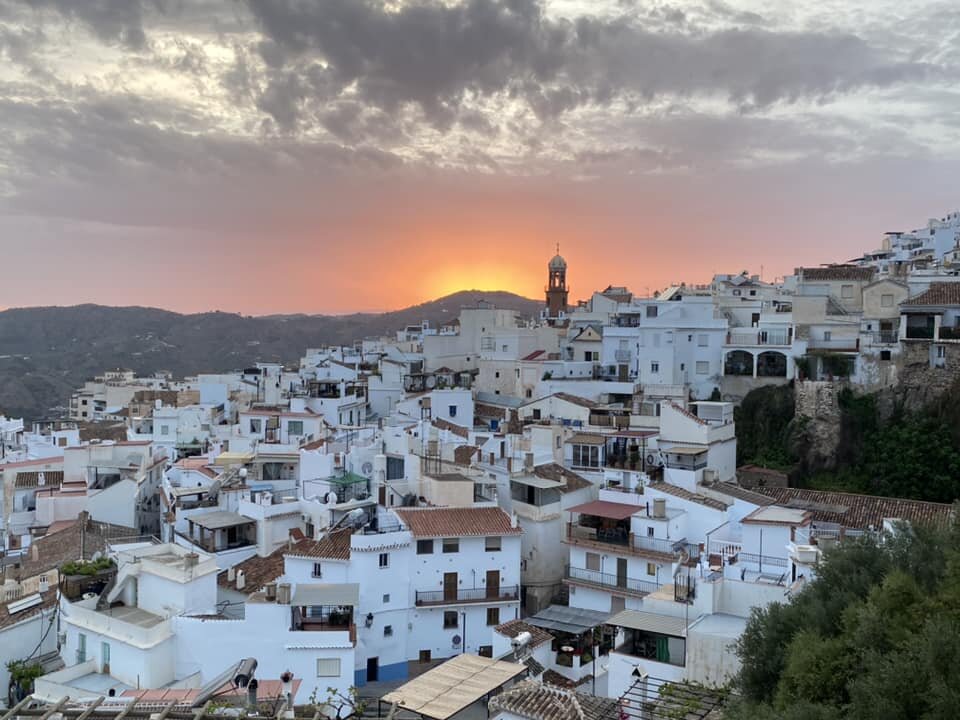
left=1, top=0, right=958, bottom=314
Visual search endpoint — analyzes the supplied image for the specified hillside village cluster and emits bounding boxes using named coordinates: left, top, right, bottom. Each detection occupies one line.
left=3, top=212, right=960, bottom=719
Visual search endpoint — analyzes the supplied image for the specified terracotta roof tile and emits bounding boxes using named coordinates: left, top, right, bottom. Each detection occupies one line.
left=394, top=506, right=521, bottom=537
left=551, top=392, right=600, bottom=409
left=490, top=680, right=619, bottom=720
left=284, top=528, right=353, bottom=561
left=668, top=401, right=708, bottom=426
left=0, top=588, right=58, bottom=631
left=532, top=464, right=592, bottom=493
left=903, top=282, right=960, bottom=307
left=647, top=482, right=729, bottom=511
left=494, top=619, right=554, bottom=648
left=217, top=545, right=286, bottom=592
left=799, top=266, right=876, bottom=281
left=453, top=445, right=480, bottom=466
left=14, top=471, right=64, bottom=489
left=432, top=418, right=470, bottom=439
left=752, top=487, right=955, bottom=530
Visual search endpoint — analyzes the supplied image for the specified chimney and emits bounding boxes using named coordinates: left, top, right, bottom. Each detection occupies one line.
left=653, top=498, right=666, bottom=519
left=31, top=543, right=40, bottom=563
left=265, top=582, right=277, bottom=601
left=184, top=552, right=199, bottom=569
left=236, top=569, right=246, bottom=591
left=511, top=512, right=519, bottom=528
left=276, top=582, right=291, bottom=605
left=227, top=567, right=236, bottom=582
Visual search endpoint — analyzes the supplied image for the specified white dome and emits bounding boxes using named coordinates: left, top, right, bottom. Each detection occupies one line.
left=549, top=254, right=567, bottom=270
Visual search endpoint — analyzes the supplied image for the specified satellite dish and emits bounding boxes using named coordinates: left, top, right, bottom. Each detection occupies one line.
left=452, top=635, right=462, bottom=647
left=361, top=461, right=373, bottom=477
left=425, top=375, right=436, bottom=389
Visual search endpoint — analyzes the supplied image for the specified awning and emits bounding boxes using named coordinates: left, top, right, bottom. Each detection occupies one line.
left=382, top=654, right=526, bottom=720
left=214, top=452, right=254, bottom=466
left=607, top=610, right=688, bottom=637
left=567, top=500, right=639, bottom=520
left=663, top=445, right=708, bottom=456
left=291, top=583, right=360, bottom=607
left=189, top=511, right=255, bottom=530
left=526, top=605, right=611, bottom=635
left=512, top=476, right=563, bottom=489
left=566, top=433, right=606, bottom=446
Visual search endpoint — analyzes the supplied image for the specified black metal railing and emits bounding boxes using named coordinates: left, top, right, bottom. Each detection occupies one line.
left=564, top=565, right=660, bottom=596
left=414, top=585, right=519, bottom=606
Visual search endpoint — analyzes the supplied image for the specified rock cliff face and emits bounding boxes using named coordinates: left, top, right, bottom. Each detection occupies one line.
left=893, top=340, right=960, bottom=412
left=791, top=381, right=843, bottom=472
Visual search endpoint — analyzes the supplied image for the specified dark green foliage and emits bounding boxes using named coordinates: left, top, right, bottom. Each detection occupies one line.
left=735, top=382, right=796, bottom=469
left=61, top=556, right=114, bottom=576
left=729, top=520, right=960, bottom=719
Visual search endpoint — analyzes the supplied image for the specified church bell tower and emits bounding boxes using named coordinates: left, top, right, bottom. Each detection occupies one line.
left=545, top=244, right=569, bottom=318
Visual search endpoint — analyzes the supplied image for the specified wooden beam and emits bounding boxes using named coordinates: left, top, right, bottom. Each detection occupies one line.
left=191, top=701, right=211, bottom=720
left=152, top=702, right=177, bottom=720
left=73, top=698, right=103, bottom=720
left=38, top=698, right=70, bottom=720
left=114, top=697, right=139, bottom=720
left=0, top=696, right=35, bottom=720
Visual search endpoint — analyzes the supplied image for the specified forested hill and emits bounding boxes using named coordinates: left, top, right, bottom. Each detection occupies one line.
left=0, top=290, right=541, bottom=420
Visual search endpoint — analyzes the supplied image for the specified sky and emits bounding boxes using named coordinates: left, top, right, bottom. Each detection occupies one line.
left=1, top=0, right=959, bottom=315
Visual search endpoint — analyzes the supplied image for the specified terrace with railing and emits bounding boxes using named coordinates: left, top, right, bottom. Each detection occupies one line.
left=414, top=585, right=520, bottom=607
left=564, top=565, right=660, bottom=598
left=565, top=522, right=698, bottom=561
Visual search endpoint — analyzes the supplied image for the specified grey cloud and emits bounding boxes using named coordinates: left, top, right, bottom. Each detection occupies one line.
left=14, top=0, right=150, bottom=49
left=241, top=0, right=941, bottom=133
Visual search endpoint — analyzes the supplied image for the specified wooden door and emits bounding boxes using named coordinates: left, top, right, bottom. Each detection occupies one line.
left=486, top=570, right=500, bottom=598
left=616, top=558, right=628, bottom=589
left=443, top=572, right=458, bottom=602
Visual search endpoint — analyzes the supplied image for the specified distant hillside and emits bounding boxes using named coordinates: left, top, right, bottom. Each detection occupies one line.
left=0, top=290, right=542, bottom=420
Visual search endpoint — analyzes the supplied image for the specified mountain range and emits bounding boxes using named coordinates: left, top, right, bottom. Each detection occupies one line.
left=0, top=290, right=543, bottom=421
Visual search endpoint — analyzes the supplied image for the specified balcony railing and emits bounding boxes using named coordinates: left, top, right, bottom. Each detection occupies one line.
left=614, top=350, right=632, bottom=362
left=414, top=585, right=519, bottom=607
left=905, top=326, right=935, bottom=340
left=733, top=552, right=788, bottom=569
left=725, top=331, right=791, bottom=347
left=565, top=523, right=694, bottom=560
left=564, top=565, right=660, bottom=597
left=864, top=331, right=899, bottom=345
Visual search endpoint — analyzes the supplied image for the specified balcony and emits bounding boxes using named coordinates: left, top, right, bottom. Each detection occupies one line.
left=614, top=350, right=632, bottom=362
left=565, top=522, right=692, bottom=561
left=864, top=331, right=899, bottom=345
left=564, top=565, right=660, bottom=597
left=725, top=330, right=791, bottom=347
left=414, top=585, right=519, bottom=607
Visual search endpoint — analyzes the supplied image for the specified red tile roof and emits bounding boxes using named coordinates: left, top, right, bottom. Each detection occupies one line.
left=799, top=266, right=876, bottom=281
left=648, top=482, right=729, bottom=511
left=751, top=487, right=955, bottom=530
left=494, top=619, right=554, bottom=649
left=395, top=506, right=521, bottom=537
left=902, top=282, right=960, bottom=307
left=285, top=528, right=353, bottom=561
left=217, top=545, right=286, bottom=592
left=14, top=471, right=64, bottom=489
left=551, top=392, right=600, bottom=409
left=433, top=418, right=469, bottom=439
left=668, top=402, right=707, bottom=426
left=567, top=500, right=639, bottom=520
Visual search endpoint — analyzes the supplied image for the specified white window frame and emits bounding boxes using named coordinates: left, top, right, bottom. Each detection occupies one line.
left=316, top=658, right=341, bottom=677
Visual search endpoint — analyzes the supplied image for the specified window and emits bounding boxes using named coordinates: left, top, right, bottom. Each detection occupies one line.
left=937, top=345, right=947, bottom=358
left=479, top=645, right=493, bottom=658
left=160, top=425, right=170, bottom=436
left=687, top=335, right=693, bottom=342
left=516, top=368, right=521, bottom=378
left=646, top=563, right=657, bottom=576
left=249, top=419, right=262, bottom=433
left=647, top=527, right=655, bottom=537
left=586, top=552, right=601, bottom=571
left=880, top=350, right=892, bottom=361
left=698, top=334, right=708, bottom=347
left=646, top=306, right=658, bottom=318
left=316, top=658, right=341, bottom=677
left=312, top=563, right=322, bottom=578
left=651, top=362, right=660, bottom=373
left=502, top=345, right=508, bottom=352
left=417, top=539, right=434, bottom=555
left=532, top=408, right=541, bottom=420
left=383, top=593, right=390, bottom=603
left=749, top=290, right=757, bottom=297
left=448, top=405, right=457, bottom=418
left=419, top=650, right=432, bottom=663
left=287, top=420, right=304, bottom=436
left=555, top=435, right=561, bottom=448
left=841, top=284, right=854, bottom=299
left=824, top=331, right=832, bottom=341
left=495, top=371, right=500, bottom=378
left=696, top=361, right=710, bottom=375
left=526, top=389, right=533, bottom=398
left=486, top=607, right=500, bottom=626
left=732, top=289, right=741, bottom=296
left=611, top=595, right=626, bottom=613
left=485, top=536, right=501, bottom=552
left=384, top=625, right=393, bottom=637
left=572, top=444, right=600, bottom=468
left=881, top=293, right=894, bottom=308
left=443, top=611, right=459, bottom=629
left=77, top=633, right=87, bottom=663
left=379, top=553, right=389, bottom=568
left=442, top=538, right=460, bottom=553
